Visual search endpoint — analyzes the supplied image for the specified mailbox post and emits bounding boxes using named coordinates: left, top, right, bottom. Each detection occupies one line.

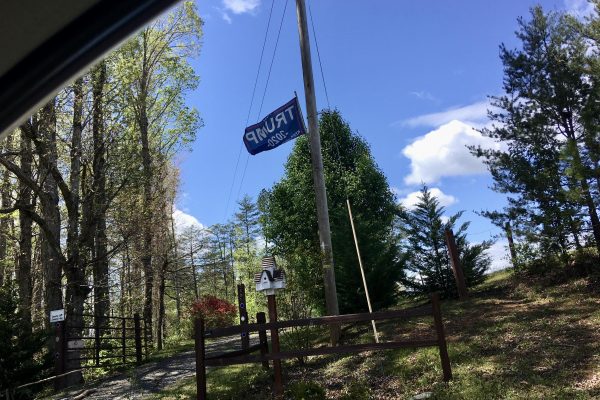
left=254, top=256, right=286, bottom=399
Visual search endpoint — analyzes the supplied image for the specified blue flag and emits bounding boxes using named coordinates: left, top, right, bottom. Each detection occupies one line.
left=243, top=97, right=307, bottom=155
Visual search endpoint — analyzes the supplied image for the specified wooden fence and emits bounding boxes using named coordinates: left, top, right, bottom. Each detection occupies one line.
left=194, top=293, right=451, bottom=399
left=53, top=313, right=148, bottom=389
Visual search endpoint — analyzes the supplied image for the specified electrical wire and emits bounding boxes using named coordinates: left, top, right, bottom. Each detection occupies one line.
left=308, top=0, right=330, bottom=109
left=235, top=0, right=290, bottom=204
left=223, top=0, right=276, bottom=220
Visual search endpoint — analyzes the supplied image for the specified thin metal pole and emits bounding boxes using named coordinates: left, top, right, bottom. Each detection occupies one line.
left=346, top=199, right=379, bottom=343
left=295, top=0, right=340, bottom=346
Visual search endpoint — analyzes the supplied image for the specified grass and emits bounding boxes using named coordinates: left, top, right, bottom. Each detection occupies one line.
left=152, top=269, right=600, bottom=399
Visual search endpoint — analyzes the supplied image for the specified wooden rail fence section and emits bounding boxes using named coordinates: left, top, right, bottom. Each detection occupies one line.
left=54, top=313, right=148, bottom=389
left=194, top=293, right=452, bottom=399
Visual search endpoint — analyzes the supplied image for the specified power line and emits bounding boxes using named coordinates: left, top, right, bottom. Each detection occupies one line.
left=308, top=0, right=330, bottom=109
left=235, top=0, right=290, bottom=205
left=256, top=0, right=290, bottom=119
left=223, top=0, right=276, bottom=220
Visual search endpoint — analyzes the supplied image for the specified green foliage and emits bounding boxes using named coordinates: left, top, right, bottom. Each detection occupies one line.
left=0, top=286, right=50, bottom=397
left=114, top=0, right=203, bottom=158
left=473, top=5, right=600, bottom=265
left=401, top=186, right=490, bottom=297
left=261, top=110, right=403, bottom=313
left=339, top=380, right=371, bottom=400
left=286, top=381, right=327, bottom=400
left=278, top=263, right=325, bottom=364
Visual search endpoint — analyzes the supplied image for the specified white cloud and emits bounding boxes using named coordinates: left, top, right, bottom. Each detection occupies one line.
left=173, top=207, right=204, bottom=235
left=409, top=91, right=438, bottom=102
left=223, top=0, right=260, bottom=14
left=565, top=0, right=596, bottom=18
left=486, top=239, right=510, bottom=272
left=221, top=12, right=232, bottom=23
left=399, top=187, right=457, bottom=210
left=402, top=120, right=500, bottom=185
left=397, top=100, right=489, bottom=128
left=213, top=6, right=233, bottom=24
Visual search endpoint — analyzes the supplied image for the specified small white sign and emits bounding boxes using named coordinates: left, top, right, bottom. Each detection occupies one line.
left=50, top=309, right=65, bottom=323
left=68, top=340, right=84, bottom=349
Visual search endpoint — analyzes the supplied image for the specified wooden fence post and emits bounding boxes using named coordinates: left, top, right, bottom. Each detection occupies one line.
left=134, top=313, right=142, bottom=364
left=121, top=318, right=126, bottom=363
left=238, top=284, right=249, bottom=350
left=143, top=319, right=148, bottom=359
left=54, top=321, right=66, bottom=390
left=94, top=316, right=100, bottom=366
left=256, top=312, right=270, bottom=370
left=431, top=293, right=452, bottom=382
left=194, top=318, right=207, bottom=400
left=444, top=228, right=469, bottom=300
left=267, top=295, right=284, bottom=398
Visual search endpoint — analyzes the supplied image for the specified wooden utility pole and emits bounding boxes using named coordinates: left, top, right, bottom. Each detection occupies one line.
left=295, top=0, right=340, bottom=343
left=444, top=229, right=469, bottom=300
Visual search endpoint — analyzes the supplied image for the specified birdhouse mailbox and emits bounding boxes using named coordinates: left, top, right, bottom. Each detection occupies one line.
left=255, top=256, right=286, bottom=295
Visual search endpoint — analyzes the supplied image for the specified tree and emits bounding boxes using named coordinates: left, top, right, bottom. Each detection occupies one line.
left=261, top=110, right=403, bottom=313
left=0, top=286, right=50, bottom=396
left=115, top=0, right=202, bottom=343
left=401, top=186, right=490, bottom=297
left=473, top=6, right=600, bottom=261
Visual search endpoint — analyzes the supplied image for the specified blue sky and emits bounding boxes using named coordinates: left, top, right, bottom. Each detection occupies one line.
left=173, top=0, right=594, bottom=270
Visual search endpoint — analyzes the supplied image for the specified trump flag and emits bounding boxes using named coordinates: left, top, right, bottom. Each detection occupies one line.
left=243, top=97, right=307, bottom=155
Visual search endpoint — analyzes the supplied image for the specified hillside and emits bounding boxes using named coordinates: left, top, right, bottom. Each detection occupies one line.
left=153, top=270, right=600, bottom=399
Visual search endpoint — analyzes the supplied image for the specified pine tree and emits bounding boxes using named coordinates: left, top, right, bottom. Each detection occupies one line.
left=401, top=187, right=490, bottom=298
left=472, top=6, right=600, bottom=259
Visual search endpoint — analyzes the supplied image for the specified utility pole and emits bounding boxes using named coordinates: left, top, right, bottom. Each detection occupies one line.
left=295, top=0, right=340, bottom=344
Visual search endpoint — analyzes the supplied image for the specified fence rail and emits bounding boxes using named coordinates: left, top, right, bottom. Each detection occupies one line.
left=194, top=293, right=452, bottom=399
left=52, top=312, right=148, bottom=390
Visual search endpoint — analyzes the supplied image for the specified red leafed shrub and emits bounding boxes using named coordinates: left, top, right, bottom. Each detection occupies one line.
left=190, top=295, right=237, bottom=328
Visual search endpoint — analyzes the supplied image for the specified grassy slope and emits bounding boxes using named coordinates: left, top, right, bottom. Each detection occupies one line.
left=153, top=270, right=600, bottom=399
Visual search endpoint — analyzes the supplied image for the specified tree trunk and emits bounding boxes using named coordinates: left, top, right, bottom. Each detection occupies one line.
left=156, top=259, right=167, bottom=350
left=169, top=211, right=181, bottom=323
left=504, top=222, right=519, bottom=268
left=190, top=237, right=199, bottom=299
left=0, top=135, right=12, bottom=287
left=140, top=82, right=155, bottom=346
left=39, top=101, right=63, bottom=318
left=91, top=63, right=110, bottom=328
left=568, top=139, right=600, bottom=254
left=17, top=127, right=33, bottom=331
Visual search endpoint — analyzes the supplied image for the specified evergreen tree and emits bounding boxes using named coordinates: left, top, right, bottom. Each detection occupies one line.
left=0, top=286, right=50, bottom=397
left=401, top=187, right=490, bottom=297
left=261, top=110, right=403, bottom=313
left=472, top=6, right=600, bottom=259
